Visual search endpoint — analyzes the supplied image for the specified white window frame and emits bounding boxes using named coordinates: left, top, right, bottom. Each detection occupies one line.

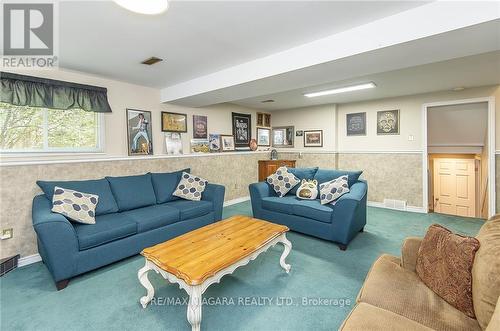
left=0, top=107, right=105, bottom=154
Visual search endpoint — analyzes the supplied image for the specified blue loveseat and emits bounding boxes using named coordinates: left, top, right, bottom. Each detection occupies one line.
left=249, top=167, right=367, bottom=250
left=32, top=169, right=225, bottom=290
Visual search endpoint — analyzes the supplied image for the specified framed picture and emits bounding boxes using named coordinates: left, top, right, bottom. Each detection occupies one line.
left=257, top=112, right=271, bottom=127
left=295, top=130, right=303, bottom=137
left=209, top=134, right=221, bottom=152
left=272, top=126, right=294, bottom=148
left=193, top=115, right=208, bottom=139
left=256, top=127, right=270, bottom=146
left=304, top=130, right=323, bottom=147
left=377, top=109, right=400, bottom=135
left=190, top=139, right=209, bottom=153
left=232, top=112, right=251, bottom=149
left=220, top=135, right=235, bottom=152
left=346, top=112, right=366, bottom=136
left=127, top=109, right=153, bottom=156
left=165, top=132, right=183, bottom=155
left=161, top=111, right=187, bottom=133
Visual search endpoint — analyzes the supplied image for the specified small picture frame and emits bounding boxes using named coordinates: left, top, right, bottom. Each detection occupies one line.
left=295, top=130, right=304, bottom=137
left=272, top=126, right=294, bottom=148
left=190, top=139, right=209, bottom=153
left=346, top=112, right=366, bottom=136
left=165, top=132, right=183, bottom=155
left=257, top=112, right=271, bottom=127
left=304, top=130, right=323, bottom=147
left=209, top=134, right=221, bottom=152
left=220, top=135, right=235, bottom=152
left=161, top=111, right=187, bottom=133
left=256, top=127, right=271, bottom=146
left=377, top=109, right=400, bottom=135
left=193, top=115, right=208, bottom=139
left=127, top=109, right=153, bottom=156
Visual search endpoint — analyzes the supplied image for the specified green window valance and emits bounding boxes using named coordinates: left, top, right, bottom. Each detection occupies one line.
left=0, top=72, right=112, bottom=113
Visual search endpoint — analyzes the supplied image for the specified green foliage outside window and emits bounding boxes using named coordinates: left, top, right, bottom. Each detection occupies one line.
left=0, top=102, right=100, bottom=151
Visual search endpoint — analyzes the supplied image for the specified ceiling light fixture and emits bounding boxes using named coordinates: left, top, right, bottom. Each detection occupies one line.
left=113, top=0, right=169, bottom=15
left=261, top=99, right=275, bottom=103
left=304, top=82, right=376, bottom=98
left=141, top=57, right=163, bottom=65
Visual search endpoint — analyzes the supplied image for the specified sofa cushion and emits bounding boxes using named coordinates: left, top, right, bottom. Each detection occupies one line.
left=106, top=174, right=156, bottom=211
left=151, top=168, right=190, bottom=203
left=313, top=169, right=362, bottom=188
left=357, top=254, right=481, bottom=331
left=288, top=167, right=318, bottom=195
left=37, top=178, right=118, bottom=216
left=472, top=215, right=500, bottom=329
left=340, top=303, right=433, bottom=331
left=51, top=187, right=98, bottom=224
left=266, top=166, right=300, bottom=197
left=74, top=213, right=137, bottom=250
left=165, top=200, right=213, bottom=221
left=416, top=224, right=480, bottom=318
left=122, top=204, right=180, bottom=233
left=292, top=199, right=334, bottom=223
left=261, top=196, right=298, bottom=214
left=319, top=175, right=350, bottom=205
left=173, top=172, right=208, bottom=201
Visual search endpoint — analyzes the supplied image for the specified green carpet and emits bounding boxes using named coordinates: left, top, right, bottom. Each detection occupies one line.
left=0, top=202, right=484, bottom=331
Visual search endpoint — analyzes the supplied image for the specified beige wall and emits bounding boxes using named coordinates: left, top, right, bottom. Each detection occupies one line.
left=271, top=104, right=336, bottom=151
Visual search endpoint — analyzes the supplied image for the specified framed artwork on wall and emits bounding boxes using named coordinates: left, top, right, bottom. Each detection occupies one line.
left=346, top=112, right=366, bottom=136
left=295, top=130, right=303, bottom=137
left=304, top=130, right=323, bottom=147
left=272, top=126, right=294, bottom=148
left=165, top=132, right=183, bottom=155
left=232, top=112, right=251, bottom=149
left=257, top=112, right=271, bottom=127
left=257, top=127, right=270, bottom=146
left=209, top=134, right=221, bottom=152
left=126, top=109, right=153, bottom=156
left=193, top=115, right=208, bottom=139
left=161, top=111, right=187, bottom=133
left=377, top=109, right=400, bottom=135
left=190, top=139, right=209, bottom=153
left=220, top=135, right=235, bottom=152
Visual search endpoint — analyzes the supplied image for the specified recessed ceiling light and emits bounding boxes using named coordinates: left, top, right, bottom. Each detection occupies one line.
left=261, top=99, right=275, bottom=103
left=452, top=86, right=466, bottom=91
left=113, top=0, right=169, bottom=15
left=141, top=57, right=163, bottom=65
left=304, top=82, right=376, bottom=98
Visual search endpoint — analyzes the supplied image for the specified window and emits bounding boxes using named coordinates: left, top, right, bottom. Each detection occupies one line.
left=0, top=103, right=102, bottom=153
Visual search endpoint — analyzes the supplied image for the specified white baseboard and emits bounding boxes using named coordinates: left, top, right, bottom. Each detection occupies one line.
left=18, top=253, right=42, bottom=267
left=367, top=201, right=426, bottom=213
left=224, top=196, right=250, bottom=207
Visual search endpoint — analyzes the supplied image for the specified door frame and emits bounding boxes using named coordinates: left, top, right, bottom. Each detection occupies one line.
left=422, top=96, right=496, bottom=218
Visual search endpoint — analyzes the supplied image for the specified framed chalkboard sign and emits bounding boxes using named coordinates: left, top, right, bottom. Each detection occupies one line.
left=346, top=112, right=366, bottom=136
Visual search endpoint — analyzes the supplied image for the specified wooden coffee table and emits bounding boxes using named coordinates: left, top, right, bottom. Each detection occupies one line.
left=137, top=215, right=292, bottom=331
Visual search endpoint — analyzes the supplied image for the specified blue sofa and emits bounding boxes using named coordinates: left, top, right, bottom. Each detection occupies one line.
left=249, top=167, right=367, bottom=250
left=32, top=169, right=225, bottom=290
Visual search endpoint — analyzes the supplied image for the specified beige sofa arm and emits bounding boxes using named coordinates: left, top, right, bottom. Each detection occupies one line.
left=401, top=237, right=423, bottom=271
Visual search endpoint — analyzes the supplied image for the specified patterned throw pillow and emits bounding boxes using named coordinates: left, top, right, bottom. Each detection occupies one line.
left=51, top=187, right=99, bottom=224
left=173, top=172, right=208, bottom=201
left=266, top=166, right=300, bottom=197
left=319, top=175, right=350, bottom=205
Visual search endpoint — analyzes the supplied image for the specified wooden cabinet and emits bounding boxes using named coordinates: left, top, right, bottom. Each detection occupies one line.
left=258, top=160, right=296, bottom=181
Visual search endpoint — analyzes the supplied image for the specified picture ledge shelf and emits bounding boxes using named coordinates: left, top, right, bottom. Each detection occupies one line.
left=0, top=150, right=270, bottom=167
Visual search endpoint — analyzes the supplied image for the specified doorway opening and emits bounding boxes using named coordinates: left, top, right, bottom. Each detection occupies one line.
left=423, top=98, right=495, bottom=219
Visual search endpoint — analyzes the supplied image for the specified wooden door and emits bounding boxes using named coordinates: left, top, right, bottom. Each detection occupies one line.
left=433, top=158, right=476, bottom=217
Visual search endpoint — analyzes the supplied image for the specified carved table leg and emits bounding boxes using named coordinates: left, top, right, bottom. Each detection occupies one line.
left=279, top=234, right=292, bottom=273
left=138, top=261, right=155, bottom=308
left=187, top=285, right=203, bottom=331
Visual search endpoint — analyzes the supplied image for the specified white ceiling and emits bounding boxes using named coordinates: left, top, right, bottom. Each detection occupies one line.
left=59, top=1, right=427, bottom=88
left=233, top=51, right=500, bottom=110
left=428, top=102, right=488, bottom=147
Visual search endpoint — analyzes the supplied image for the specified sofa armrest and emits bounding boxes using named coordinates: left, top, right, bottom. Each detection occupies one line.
left=337, top=181, right=367, bottom=203
left=401, top=237, right=423, bottom=271
left=32, top=195, right=79, bottom=281
left=202, top=183, right=225, bottom=221
left=249, top=182, right=274, bottom=216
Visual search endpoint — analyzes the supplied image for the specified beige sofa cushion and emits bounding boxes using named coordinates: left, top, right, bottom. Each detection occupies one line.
left=340, top=303, right=433, bottom=331
left=357, top=254, right=481, bottom=331
left=473, top=215, right=500, bottom=329
left=485, top=296, right=500, bottom=331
